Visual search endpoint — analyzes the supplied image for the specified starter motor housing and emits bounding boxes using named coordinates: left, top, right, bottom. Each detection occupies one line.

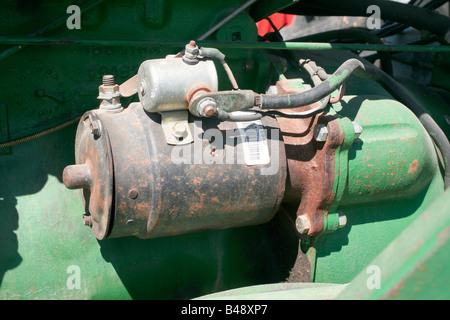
left=63, top=103, right=286, bottom=240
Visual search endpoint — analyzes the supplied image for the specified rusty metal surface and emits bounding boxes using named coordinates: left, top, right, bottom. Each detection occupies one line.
left=63, top=164, right=92, bottom=190
left=67, top=102, right=287, bottom=239
left=276, top=80, right=342, bottom=236
left=64, top=112, right=114, bottom=240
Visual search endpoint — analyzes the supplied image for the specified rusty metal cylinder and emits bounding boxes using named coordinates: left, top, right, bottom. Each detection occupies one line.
left=63, top=164, right=92, bottom=189
left=64, top=103, right=286, bottom=240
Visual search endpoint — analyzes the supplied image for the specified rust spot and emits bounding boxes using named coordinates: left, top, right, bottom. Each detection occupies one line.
left=408, top=160, right=419, bottom=174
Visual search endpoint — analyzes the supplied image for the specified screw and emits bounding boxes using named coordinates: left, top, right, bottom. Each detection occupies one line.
left=128, top=189, right=138, bottom=199
left=203, top=105, right=216, bottom=117
left=296, top=215, right=311, bottom=235
left=314, top=124, right=328, bottom=142
left=172, top=122, right=186, bottom=138
left=102, top=75, right=115, bottom=86
left=198, top=98, right=217, bottom=117
left=90, top=119, right=101, bottom=136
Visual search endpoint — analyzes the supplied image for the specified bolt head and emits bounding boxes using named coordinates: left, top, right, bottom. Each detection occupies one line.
left=314, top=124, right=328, bottom=142
left=172, top=122, right=186, bottom=138
left=338, top=212, right=347, bottom=229
left=352, top=122, right=363, bottom=139
left=90, top=120, right=101, bottom=136
left=296, top=215, right=311, bottom=235
left=82, top=215, right=92, bottom=227
left=128, top=189, right=138, bottom=199
left=139, top=80, right=146, bottom=96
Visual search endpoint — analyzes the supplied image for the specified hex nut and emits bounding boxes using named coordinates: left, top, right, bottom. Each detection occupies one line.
left=296, top=215, right=311, bottom=235
left=314, top=124, right=328, bottom=142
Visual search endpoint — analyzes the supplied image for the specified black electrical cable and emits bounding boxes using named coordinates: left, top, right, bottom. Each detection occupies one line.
left=376, top=0, right=450, bottom=38
left=260, top=58, right=364, bottom=110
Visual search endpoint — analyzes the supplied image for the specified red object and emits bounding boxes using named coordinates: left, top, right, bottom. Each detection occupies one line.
left=256, top=13, right=295, bottom=37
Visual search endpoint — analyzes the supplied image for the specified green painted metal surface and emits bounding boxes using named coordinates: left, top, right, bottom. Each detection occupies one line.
left=308, top=93, right=444, bottom=284
left=337, top=187, right=450, bottom=299
left=197, top=282, right=347, bottom=300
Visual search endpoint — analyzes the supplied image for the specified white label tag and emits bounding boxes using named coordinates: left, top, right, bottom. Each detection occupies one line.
left=237, top=120, right=270, bottom=166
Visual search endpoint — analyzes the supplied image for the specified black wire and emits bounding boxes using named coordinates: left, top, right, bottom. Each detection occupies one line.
left=254, top=108, right=328, bottom=119
left=376, top=0, right=449, bottom=38
left=260, top=59, right=364, bottom=109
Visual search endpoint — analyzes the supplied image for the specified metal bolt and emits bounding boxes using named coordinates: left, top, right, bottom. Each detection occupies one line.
left=296, top=215, right=311, bottom=235
left=90, top=120, right=101, bottom=136
left=198, top=98, right=217, bottom=117
left=352, top=121, right=363, bottom=139
left=172, top=122, right=186, bottom=138
left=314, top=124, right=328, bottom=142
left=338, top=212, right=347, bottom=229
left=183, top=40, right=199, bottom=64
left=203, top=105, right=216, bottom=117
left=139, top=80, right=146, bottom=96
left=82, top=214, right=92, bottom=227
left=102, top=75, right=115, bottom=86
left=98, top=75, right=122, bottom=112
left=128, top=189, right=138, bottom=199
